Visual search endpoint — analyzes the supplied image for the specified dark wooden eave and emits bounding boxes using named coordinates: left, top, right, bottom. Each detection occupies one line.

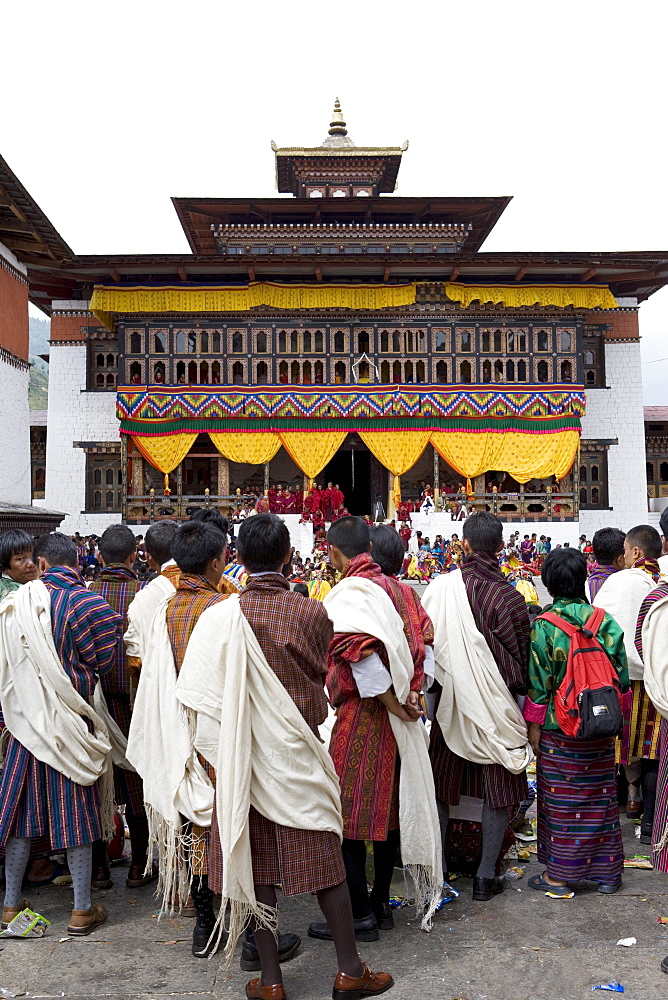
left=171, top=196, right=512, bottom=256
left=47, top=250, right=668, bottom=304
left=0, top=155, right=74, bottom=270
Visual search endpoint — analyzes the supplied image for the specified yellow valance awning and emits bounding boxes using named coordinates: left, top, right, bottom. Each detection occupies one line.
left=444, top=283, right=618, bottom=311
left=91, top=282, right=418, bottom=329
left=430, top=429, right=579, bottom=483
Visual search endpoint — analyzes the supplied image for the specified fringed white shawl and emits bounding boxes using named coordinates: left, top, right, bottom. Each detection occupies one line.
left=639, top=590, right=668, bottom=851
left=175, top=595, right=343, bottom=966
left=421, top=569, right=532, bottom=774
left=594, top=568, right=656, bottom=680
left=324, top=576, right=443, bottom=931
left=126, top=593, right=214, bottom=913
left=0, top=580, right=118, bottom=840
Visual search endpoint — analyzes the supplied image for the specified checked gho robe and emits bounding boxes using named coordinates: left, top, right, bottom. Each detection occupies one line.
left=327, top=552, right=432, bottom=841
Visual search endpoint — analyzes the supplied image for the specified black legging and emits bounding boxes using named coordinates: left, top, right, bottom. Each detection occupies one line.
left=341, top=830, right=400, bottom=920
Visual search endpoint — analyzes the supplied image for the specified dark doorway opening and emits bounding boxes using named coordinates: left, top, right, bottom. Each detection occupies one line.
left=323, top=449, right=371, bottom=516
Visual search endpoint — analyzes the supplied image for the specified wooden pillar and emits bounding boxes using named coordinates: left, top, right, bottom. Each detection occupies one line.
left=264, top=462, right=270, bottom=495
left=176, top=463, right=183, bottom=519
left=433, top=446, right=440, bottom=505
left=131, top=449, right=143, bottom=497
left=217, top=456, right=229, bottom=497
left=120, top=436, right=128, bottom=523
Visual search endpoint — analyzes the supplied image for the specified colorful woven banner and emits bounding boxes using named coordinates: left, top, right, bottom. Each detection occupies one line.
left=117, top=384, right=586, bottom=424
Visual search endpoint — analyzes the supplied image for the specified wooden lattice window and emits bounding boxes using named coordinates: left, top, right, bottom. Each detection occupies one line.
left=579, top=444, right=609, bottom=509
left=86, top=452, right=122, bottom=511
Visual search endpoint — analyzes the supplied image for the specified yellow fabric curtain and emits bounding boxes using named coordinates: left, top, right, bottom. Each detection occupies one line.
left=209, top=432, right=281, bottom=466
left=91, top=283, right=417, bottom=330
left=430, top=429, right=579, bottom=483
left=359, top=430, right=431, bottom=505
left=279, top=432, right=348, bottom=481
left=131, top=433, right=198, bottom=474
left=444, top=282, right=618, bottom=311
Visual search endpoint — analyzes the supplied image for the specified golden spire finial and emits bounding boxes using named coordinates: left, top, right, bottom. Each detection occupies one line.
left=328, top=97, right=347, bottom=137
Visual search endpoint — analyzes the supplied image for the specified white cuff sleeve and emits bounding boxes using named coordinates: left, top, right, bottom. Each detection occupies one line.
left=351, top=652, right=393, bottom=699
left=423, top=645, right=435, bottom=689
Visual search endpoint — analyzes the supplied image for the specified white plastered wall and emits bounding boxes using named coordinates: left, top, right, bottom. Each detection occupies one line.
left=38, top=341, right=120, bottom=534
left=579, top=338, right=648, bottom=537
left=0, top=356, right=31, bottom=504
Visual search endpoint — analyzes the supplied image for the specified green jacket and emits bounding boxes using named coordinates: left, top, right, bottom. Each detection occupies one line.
left=0, top=575, right=19, bottom=604
left=527, top=597, right=629, bottom=731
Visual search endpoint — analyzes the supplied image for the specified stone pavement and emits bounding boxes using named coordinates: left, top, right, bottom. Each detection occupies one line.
left=1, top=818, right=667, bottom=1000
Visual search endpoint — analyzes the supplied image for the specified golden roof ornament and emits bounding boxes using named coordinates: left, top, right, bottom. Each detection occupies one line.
left=328, top=98, right=348, bottom=137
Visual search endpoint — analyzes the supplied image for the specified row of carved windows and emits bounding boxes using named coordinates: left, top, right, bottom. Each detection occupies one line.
left=126, top=355, right=571, bottom=386
left=92, top=349, right=118, bottom=389
left=86, top=456, right=122, bottom=511
left=579, top=448, right=609, bottom=508
left=124, top=326, right=575, bottom=358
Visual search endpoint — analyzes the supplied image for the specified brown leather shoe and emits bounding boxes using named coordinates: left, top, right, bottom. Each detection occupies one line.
left=625, top=800, right=642, bottom=820
left=126, top=862, right=158, bottom=888
left=1, top=898, right=30, bottom=929
left=333, top=963, right=394, bottom=1000
left=67, top=901, right=107, bottom=936
left=91, top=866, right=113, bottom=889
left=245, top=979, right=286, bottom=1000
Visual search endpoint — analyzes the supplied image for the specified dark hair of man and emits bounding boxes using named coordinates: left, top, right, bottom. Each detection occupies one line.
left=293, top=582, right=309, bottom=597
left=145, top=521, right=178, bottom=567
left=33, top=532, right=78, bottom=569
left=0, top=530, right=34, bottom=572
left=625, top=524, right=663, bottom=560
left=462, top=512, right=504, bottom=556
left=591, top=527, right=626, bottom=566
left=98, top=524, right=137, bottom=564
left=189, top=508, right=229, bottom=537
left=541, top=547, right=587, bottom=601
left=370, top=524, right=404, bottom=576
left=237, top=513, right=290, bottom=574
left=171, top=521, right=227, bottom=576
left=326, top=516, right=370, bottom=558
left=660, top=507, right=668, bottom=542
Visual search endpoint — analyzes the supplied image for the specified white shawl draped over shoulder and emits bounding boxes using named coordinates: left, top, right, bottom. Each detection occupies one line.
left=124, top=574, right=176, bottom=660
left=594, top=568, right=656, bottom=681
left=324, top=575, right=442, bottom=930
left=126, top=593, right=214, bottom=909
left=421, top=569, right=532, bottom=774
left=641, top=590, right=668, bottom=718
left=0, top=580, right=118, bottom=839
left=175, top=595, right=342, bottom=964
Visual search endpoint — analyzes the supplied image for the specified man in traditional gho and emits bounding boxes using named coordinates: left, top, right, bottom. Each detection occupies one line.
left=88, top=524, right=151, bottom=891
left=594, top=524, right=663, bottom=836
left=638, top=510, right=668, bottom=975
left=587, top=527, right=626, bottom=602
left=128, top=521, right=226, bottom=954
left=176, top=514, right=392, bottom=1000
left=422, top=512, right=532, bottom=902
left=311, top=516, right=441, bottom=943
left=0, top=532, right=121, bottom=935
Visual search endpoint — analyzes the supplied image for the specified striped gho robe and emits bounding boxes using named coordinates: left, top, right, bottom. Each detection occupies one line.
left=89, top=564, right=145, bottom=813
left=327, top=552, right=432, bottom=841
left=165, top=572, right=235, bottom=874
left=0, top=566, right=121, bottom=849
left=429, top=550, right=531, bottom=808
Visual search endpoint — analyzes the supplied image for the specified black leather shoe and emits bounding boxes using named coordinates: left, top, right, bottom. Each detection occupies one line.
left=192, top=922, right=225, bottom=958
left=372, top=902, right=394, bottom=930
left=472, top=876, right=505, bottom=901
left=240, top=929, right=302, bottom=971
left=308, top=914, right=379, bottom=942
left=661, top=955, right=668, bottom=974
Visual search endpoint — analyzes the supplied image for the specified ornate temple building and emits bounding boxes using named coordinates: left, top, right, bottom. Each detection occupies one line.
left=3, top=102, right=668, bottom=541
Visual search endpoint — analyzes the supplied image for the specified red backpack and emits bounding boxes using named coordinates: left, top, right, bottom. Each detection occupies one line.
left=536, top=607, right=623, bottom=740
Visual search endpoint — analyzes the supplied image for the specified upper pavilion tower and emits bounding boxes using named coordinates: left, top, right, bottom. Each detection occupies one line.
left=271, top=99, right=408, bottom=198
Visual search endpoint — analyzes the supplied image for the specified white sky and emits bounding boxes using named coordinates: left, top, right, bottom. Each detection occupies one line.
left=6, top=0, right=667, bottom=402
